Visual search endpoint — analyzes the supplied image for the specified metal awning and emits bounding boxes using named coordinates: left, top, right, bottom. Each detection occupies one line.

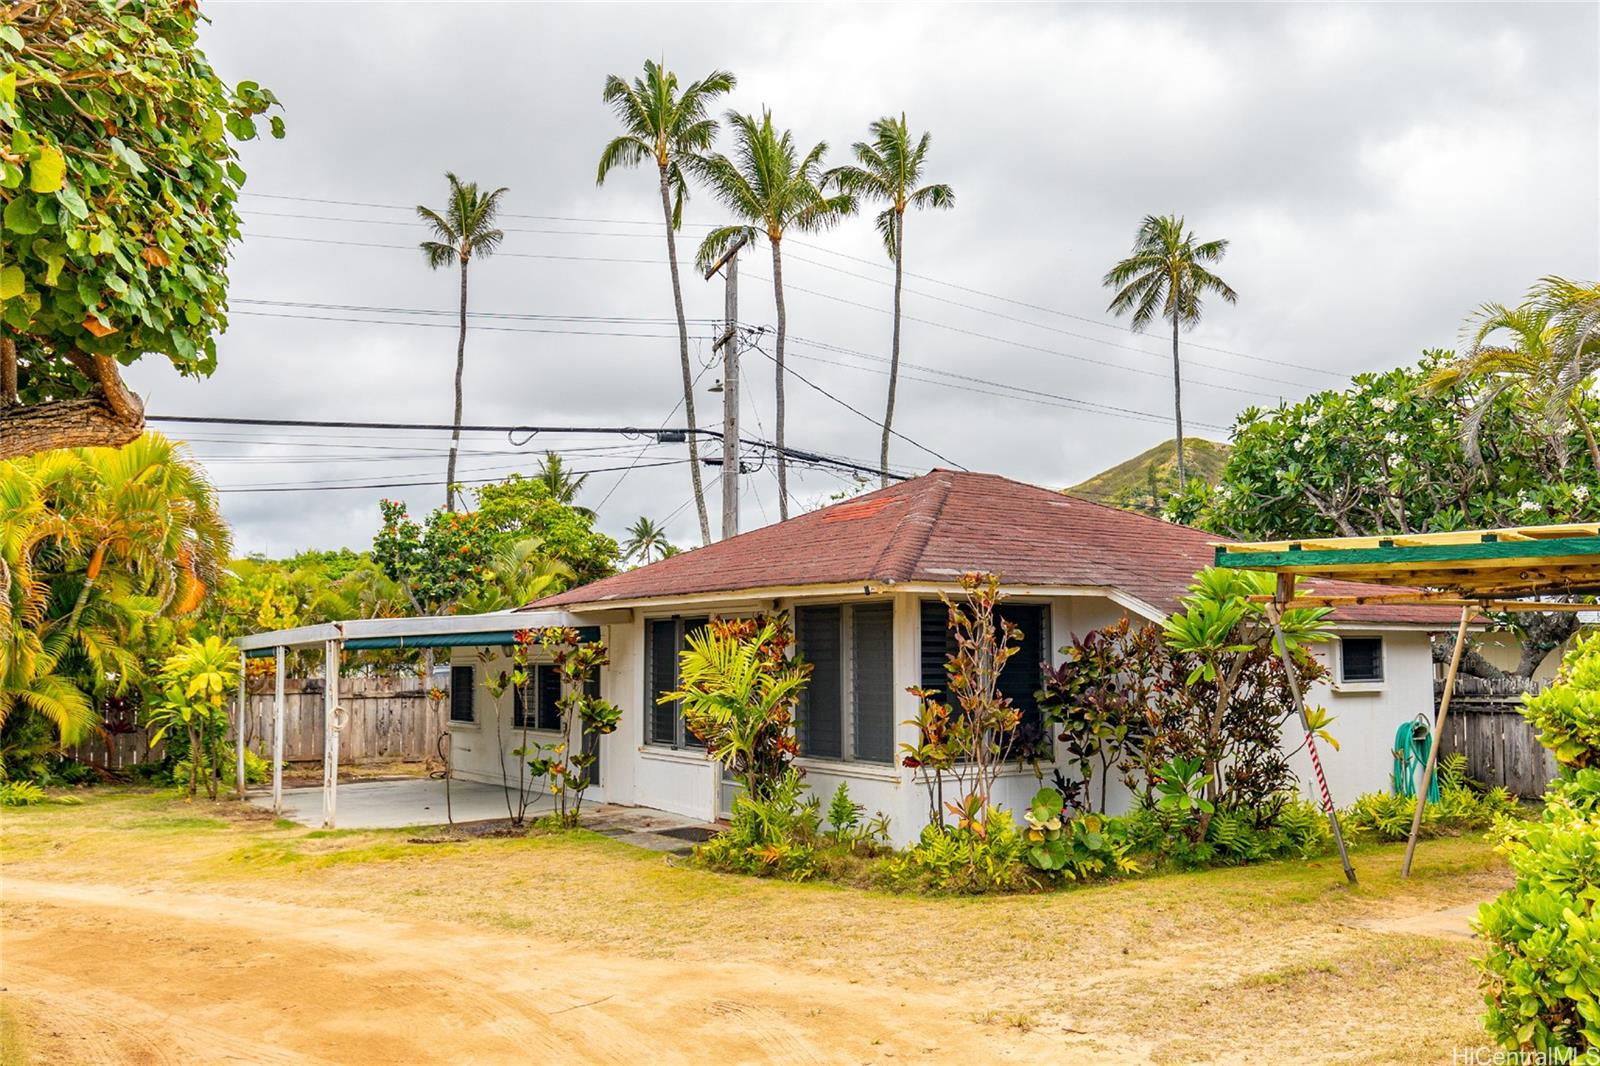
left=1213, top=523, right=1600, bottom=606
left=234, top=610, right=602, bottom=658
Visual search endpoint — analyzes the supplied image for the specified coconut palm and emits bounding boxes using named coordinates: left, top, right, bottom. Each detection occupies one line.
left=1103, top=215, right=1238, bottom=489
left=534, top=452, right=593, bottom=517
left=1429, top=278, right=1600, bottom=473
left=694, top=110, right=856, bottom=518
left=418, top=173, right=509, bottom=511
left=597, top=60, right=735, bottom=546
left=826, top=115, right=954, bottom=486
left=622, top=516, right=674, bottom=564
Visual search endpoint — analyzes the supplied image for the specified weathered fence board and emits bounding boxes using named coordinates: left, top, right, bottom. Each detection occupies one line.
left=65, top=677, right=444, bottom=770
left=1435, top=675, right=1555, bottom=799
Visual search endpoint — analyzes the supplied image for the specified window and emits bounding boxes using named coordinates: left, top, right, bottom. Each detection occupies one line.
left=1340, top=637, right=1384, bottom=683
left=795, top=602, right=895, bottom=763
left=512, top=664, right=564, bottom=730
left=449, top=664, right=475, bottom=723
left=920, top=599, right=1050, bottom=757
left=645, top=616, right=708, bottom=748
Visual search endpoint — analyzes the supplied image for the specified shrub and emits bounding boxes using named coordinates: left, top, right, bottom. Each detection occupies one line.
left=1122, top=794, right=1331, bottom=868
left=1477, top=772, right=1600, bottom=1053
left=892, top=805, right=1037, bottom=893
left=823, top=782, right=890, bottom=852
left=1477, top=635, right=1600, bottom=1057
left=1521, top=632, right=1600, bottom=770
left=0, top=781, right=47, bottom=807
left=1343, top=754, right=1517, bottom=842
left=169, top=747, right=269, bottom=790
left=1020, top=787, right=1139, bottom=880
left=694, top=768, right=822, bottom=880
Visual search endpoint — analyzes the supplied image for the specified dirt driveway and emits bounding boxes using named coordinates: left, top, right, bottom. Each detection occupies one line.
left=0, top=790, right=1514, bottom=1064
left=3, top=877, right=1040, bottom=1065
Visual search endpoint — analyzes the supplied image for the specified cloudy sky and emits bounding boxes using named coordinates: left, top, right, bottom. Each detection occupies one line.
left=130, top=2, right=1600, bottom=557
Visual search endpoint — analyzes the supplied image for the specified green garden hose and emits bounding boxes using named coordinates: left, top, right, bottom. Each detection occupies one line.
left=1393, top=717, right=1440, bottom=804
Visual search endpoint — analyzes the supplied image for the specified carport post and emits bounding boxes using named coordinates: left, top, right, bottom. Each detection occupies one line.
left=272, top=645, right=286, bottom=815
left=322, top=638, right=341, bottom=829
left=235, top=653, right=247, bottom=799
left=1401, top=605, right=1473, bottom=879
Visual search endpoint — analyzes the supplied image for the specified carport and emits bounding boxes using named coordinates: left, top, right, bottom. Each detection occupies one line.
left=232, top=610, right=601, bottom=828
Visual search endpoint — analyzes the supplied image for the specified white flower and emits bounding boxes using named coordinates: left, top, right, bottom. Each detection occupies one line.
left=1575, top=485, right=1590, bottom=502
left=1519, top=499, right=1541, bottom=513
left=1387, top=454, right=1403, bottom=467
left=1383, top=431, right=1401, bottom=446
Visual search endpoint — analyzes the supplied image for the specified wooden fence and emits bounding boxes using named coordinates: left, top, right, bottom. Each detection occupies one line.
left=65, top=676, right=443, bottom=770
left=1435, top=675, right=1555, bottom=798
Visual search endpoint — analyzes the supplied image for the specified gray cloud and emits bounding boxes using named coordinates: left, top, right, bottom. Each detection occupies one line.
left=126, top=2, right=1599, bottom=557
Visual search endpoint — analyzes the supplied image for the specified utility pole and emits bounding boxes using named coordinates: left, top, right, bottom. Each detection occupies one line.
left=706, top=235, right=747, bottom=540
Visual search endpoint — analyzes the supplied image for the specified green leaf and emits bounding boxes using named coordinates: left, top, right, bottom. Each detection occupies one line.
left=0, top=71, right=16, bottom=106
left=0, top=25, right=21, bottom=49
left=29, top=145, right=65, bottom=193
left=57, top=184, right=88, bottom=220
left=4, top=196, right=39, bottom=235
left=0, top=265, right=23, bottom=301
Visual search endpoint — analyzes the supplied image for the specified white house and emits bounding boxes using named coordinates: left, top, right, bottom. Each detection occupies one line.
left=438, top=469, right=1460, bottom=845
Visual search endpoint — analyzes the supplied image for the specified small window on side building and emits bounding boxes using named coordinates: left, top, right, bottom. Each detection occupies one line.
left=449, top=664, right=476, bottom=722
left=1339, top=637, right=1384, bottom=683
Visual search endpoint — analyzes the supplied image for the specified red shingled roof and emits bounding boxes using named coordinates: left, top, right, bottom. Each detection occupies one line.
left=532, top=469, right=1464, bottom=625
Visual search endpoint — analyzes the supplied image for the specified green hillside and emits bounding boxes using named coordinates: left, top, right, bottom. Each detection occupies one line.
left=1066, top=438, right=1231, bottom=516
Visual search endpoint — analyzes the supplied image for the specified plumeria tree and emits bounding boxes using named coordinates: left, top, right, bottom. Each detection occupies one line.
left=1, top=0, right=282, bottom=457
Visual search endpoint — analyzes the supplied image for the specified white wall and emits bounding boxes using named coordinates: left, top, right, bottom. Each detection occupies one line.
left=505, top=593, right=1446, bottom=844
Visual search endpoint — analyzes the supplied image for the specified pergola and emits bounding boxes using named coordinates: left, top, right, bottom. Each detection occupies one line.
left=1215, top=522, right=1600, bottom=882
left=231, top=609, right=599, bottom=828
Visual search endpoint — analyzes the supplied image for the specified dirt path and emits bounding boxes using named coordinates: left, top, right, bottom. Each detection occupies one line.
left=0, top=877, right=1063, bottom=1065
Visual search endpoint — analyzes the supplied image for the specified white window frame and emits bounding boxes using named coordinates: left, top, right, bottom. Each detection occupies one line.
left=1335, top=635, right=1386, bottom=690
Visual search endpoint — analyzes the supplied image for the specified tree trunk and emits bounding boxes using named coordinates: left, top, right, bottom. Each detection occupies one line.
left=771, top=238, right=790, bottom=520
left=1516, top=611, right=1580, bottom=678
left=1431, top=634, right=1508, bottom=680
left=445, top=256, right=469, bottom=512
left=1577, top=409, right=1600, bottom=476
left=0, top=350, right=145, bottom=460
left=880, top=211, right=905, bottom=488
left=659, top=166, right=711, bottom=545
left=1171, top=315, right=1187, bottom=491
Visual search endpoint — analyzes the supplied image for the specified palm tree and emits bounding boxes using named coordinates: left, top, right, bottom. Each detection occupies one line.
left=622, top=516, right=673, bottom=564
left=597, top=60, right=735, bottom=546
left=826, top=115, right=954, bottom=486
left=1429, top=278, right=1600, bottom=473
left=1103, top=215, right=1238, bottom=490
left=418, top=173, right=509, bottom=511
left=694, top=110, right=856, bottom=518
left=534, top=451, right=593, bottom=517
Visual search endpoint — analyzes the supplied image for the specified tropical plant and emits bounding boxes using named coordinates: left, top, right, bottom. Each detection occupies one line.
left=532, top=452, right=593, bottom=517
left=417, top=173, right=508, bottom=510
left=824, top=115, right=954, bottom=485
left=1021, top=787, right=1138, bottom=880
left=1478, top=638, right=1600, bottom=1055
left=621, top=516, right=675, bottom=565
left=1103, top=215, right=1238, bottom=489
left=1428, top=277, right=1600, bottom=474
left=1341, top=755, right=1515, bottom=842
left=695, top=765, right=821, bottom=879
left=894, top=805, right=1035, bottom=893
left=472, top=475, right=620, bottom=586
left=0, top=780, right=47, bottom=806
left=2, top=433, right=226, bottom=775
left=1159, top=568, right=1330, bottom=837
left=902, top=573, right=1025, bottom=826
left=0, top=0, right=283, bottom=458
left=597, top=60, right=735, bottom=545
left=1037, top=618, right=1158, bottom=813
left=693, top=110, right=856, bottom=518
left=662, top=615, right=809, bottom=801
left=145, top=636, right=238, bottom=800
left=456, top=538, right=572, bottom=615
left=1168, top=353, right=1600, bottom=677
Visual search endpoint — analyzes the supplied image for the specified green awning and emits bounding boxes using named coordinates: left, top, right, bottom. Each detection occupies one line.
left=243, top=626, right=600, bottom=658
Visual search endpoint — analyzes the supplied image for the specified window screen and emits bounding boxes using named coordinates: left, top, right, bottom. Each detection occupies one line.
left=512, top=664, right=565, bottom=730
left=851, top=603, right=895, bottom=763
left=645, top=616, right=708, bottom=747
left=1341, top=637, right=1384, bottom=683
left=797, top=605, right=843, bottom=759
left=920, top=598, right=1049, bottom=758
left=449, top=665, right=475, bottom=723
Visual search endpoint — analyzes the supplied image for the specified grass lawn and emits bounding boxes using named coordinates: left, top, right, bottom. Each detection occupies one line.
left=1, top=787, right=1512, bottom=1064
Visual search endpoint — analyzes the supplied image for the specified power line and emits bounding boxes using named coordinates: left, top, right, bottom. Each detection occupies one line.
left=746, top=339, right=960, bottom=472
left=247, top=232, right=664, bottom=265
left=242, top=189, right=1331, bottom=378
left=215, top=458, right=692, bottom=494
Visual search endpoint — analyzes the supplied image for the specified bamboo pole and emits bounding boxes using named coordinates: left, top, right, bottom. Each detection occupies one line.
left=1267, top=593, right=1357, bottom=885
left=322, top=638, right=340, bottom=829
left=1401, top=605, right=1473, bottom=878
